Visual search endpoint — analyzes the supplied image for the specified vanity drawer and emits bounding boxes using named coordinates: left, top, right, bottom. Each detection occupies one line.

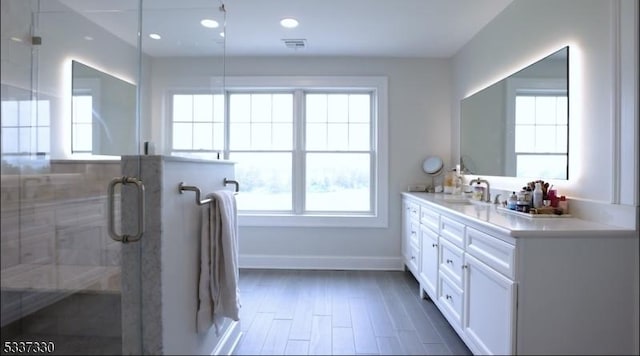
left=420, top=205, right=440, bottom=233
left=466, top=227, right=516, bottom=279
left=407, top=201, right=420, bottom=221
left=439, top=237, right=465, bottom=287
left=440, top=215, right=466, bottom=248
left=407, top=241, right=420, bottom=273
left=438, top=271, right=464, bottom=328
left=409, top=220, right=420, bottom=247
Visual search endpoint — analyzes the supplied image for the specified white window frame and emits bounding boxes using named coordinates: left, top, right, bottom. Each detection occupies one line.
left=166, top=76, right=389, bottom=228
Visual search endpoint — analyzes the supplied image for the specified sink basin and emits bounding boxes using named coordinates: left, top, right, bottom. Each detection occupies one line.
left=437, top=195, right=472, bottom=204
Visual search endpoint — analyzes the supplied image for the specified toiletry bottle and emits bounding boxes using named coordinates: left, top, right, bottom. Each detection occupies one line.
left=507, top=192, right=517, bottom=210
left=548, top=189, right=558, bottom=207
left=444, top=169, right=456, bottom=194
left=533, top=182, right=543, bottom=208
left=558, top=196, right=568, bottom=213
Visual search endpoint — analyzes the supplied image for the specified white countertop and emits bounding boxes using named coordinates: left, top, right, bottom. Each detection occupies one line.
left=402, top=192, right=635, bottom=237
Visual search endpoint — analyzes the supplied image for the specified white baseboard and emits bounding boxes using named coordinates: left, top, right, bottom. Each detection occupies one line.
left=239, top=254, right=404, bottom=270
left=211, top=320, right=242, bottom=356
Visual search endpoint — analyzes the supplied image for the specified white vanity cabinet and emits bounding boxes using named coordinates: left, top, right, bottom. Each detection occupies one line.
left=401, top=198, right=519, bottom=354
left=400, top=193, right=637, bottom=355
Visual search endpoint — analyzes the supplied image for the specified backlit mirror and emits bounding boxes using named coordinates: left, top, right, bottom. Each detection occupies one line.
left=460, top=46, right=569, bottom=179
left=71, top=60, right=136, bottom=156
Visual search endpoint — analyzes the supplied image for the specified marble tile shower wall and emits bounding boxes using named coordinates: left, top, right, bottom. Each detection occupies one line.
left=0, top=160, right=121, bottom=275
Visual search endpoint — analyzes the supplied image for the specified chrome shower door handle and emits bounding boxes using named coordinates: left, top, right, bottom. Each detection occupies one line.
left=108, top=176, right=145, bottom=243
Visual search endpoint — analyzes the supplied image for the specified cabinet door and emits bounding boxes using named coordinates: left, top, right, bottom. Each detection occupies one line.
left=419, top=225, right=438, bottom=299
left=401, top=200, right=412, bottom=261
left=464, top=253, right=516, bottom=355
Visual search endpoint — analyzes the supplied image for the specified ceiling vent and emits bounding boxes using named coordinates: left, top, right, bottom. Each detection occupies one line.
left=282, top=38, right=306, bottom=50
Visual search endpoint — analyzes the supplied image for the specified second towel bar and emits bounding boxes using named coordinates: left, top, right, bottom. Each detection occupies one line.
left=179, top=178, right=240, bottom=206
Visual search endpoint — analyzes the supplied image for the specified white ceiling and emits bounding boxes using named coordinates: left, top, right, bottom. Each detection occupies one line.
left=54, top=0, right=513, bottom=58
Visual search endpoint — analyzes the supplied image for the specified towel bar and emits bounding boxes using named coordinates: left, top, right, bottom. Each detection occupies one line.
left=223, top=178, right=240, bottom=193
left=178, top=182, right=211, bottom=205
left=179, top=178, right=239, bottom=206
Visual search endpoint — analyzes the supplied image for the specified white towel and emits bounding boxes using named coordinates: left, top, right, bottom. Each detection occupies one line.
left=196, top=190, right=240, bottom=334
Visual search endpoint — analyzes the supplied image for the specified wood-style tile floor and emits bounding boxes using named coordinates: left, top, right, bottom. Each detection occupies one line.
left=233, top=269, right=471, bottom=355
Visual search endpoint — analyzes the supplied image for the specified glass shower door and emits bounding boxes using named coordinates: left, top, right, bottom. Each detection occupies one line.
left=1, top=0, right=143, bottom=354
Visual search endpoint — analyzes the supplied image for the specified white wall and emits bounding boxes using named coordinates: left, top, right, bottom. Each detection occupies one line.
left=451, top=0, right=638, bottom=215
left=149, top=56, right=451, bottom=269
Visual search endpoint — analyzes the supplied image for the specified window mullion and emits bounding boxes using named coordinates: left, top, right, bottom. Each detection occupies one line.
left=293, top=89, right=305, bottom=214
left=224, top=90, right=230, bottom=159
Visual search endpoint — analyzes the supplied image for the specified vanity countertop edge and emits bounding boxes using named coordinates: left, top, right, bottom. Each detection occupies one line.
left=401, top=192, right=635, bottom=238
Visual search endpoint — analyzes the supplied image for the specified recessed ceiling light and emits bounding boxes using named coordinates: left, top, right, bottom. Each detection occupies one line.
left=149, top=33, right=161, bottom=40
left=280, top=18, right=299, bottom=28
left=84, top=36, right=94, bottom=41
left=201, top=19, right=219, bottom=28
left=219, top=32, right=225, bottom=38
left=10, top=37, right=23, bottom=42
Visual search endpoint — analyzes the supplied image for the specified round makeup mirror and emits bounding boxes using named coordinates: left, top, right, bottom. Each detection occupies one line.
left=423, top=156, right=444, bottom=175
left=422, top=156, right=444, bottom=192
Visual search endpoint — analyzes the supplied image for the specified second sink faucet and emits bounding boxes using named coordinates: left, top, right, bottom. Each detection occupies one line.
left=469, top=177, right=491, bottom=203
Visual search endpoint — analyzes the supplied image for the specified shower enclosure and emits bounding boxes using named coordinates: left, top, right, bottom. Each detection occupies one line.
left=1, top=0, right=226, bottom=354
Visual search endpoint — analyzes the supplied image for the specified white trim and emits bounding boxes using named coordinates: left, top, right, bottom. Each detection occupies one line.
left=618, top=0, right=639, bottom=208
left=239, top=254, right=403, bottom=271
left=238, top=213, right=387, bottom=228
left=211, top=320, right=242, bottom=356
left=611, top=0, right=621, bottom=204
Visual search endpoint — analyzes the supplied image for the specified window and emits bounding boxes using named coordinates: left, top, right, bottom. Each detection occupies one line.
left=168, top=77, right=388, bottom=227
left=1, top=98, right=50, bottom=156
left=505, top=78, right=568, bottom=179
left=171, top=93, right=225, bottom=158
left=228, top=93, right=294, bottom=211
left=72, top=95, right=93, bottom=153
left=514, top=93, right=568, bottom=179
left=304, top=93, right=371, bottom=212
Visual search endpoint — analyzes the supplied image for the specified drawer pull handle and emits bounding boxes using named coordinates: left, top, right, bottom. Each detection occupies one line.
left=446, top=294, right=452, bottom=300
left=462, top=265, right=468, bottom=269
left=432, top=243, right=438, bottom=248
left=446, top=259, right=453, bottom=264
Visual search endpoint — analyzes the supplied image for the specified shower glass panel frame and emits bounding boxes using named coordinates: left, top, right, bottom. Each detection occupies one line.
left=1, top=0, right=144, bottom=354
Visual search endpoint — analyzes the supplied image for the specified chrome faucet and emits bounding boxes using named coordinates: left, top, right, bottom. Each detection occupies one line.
left=469, top=177, right=491, bottom=203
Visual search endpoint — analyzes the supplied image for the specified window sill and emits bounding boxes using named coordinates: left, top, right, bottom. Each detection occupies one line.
left=238, top=213, right=388, bottom=228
